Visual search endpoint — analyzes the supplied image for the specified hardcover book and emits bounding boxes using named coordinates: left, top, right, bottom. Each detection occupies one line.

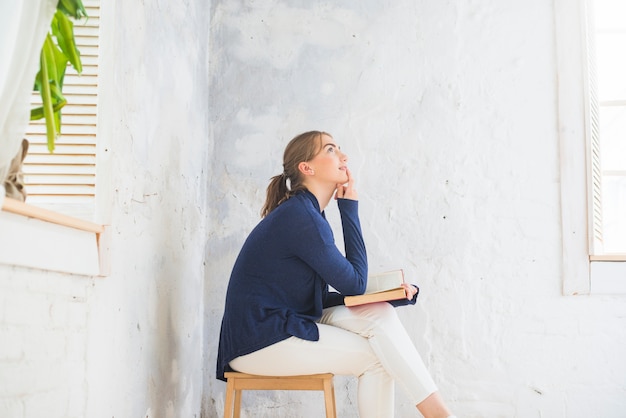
left=344, top=269, right=407, bottom=307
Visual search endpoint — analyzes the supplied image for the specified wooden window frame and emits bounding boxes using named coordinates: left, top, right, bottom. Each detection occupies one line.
left=556, top=0, right=626, bottom=295
left=0, top=0, right=111, bottom=277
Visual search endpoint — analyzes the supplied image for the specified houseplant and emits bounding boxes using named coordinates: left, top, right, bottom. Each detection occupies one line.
left=31, top=0, right=88, bottom=152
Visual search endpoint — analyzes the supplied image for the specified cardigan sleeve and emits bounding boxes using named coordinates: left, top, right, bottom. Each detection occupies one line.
left=288, top=197, right=368, bottom=297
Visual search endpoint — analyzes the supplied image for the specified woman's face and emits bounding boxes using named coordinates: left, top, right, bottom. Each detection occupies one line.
left=306, top=134, right=349, bottom=185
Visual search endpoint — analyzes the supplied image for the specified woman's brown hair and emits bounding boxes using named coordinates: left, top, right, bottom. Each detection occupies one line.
left=260, top=130, right=330, bottom=217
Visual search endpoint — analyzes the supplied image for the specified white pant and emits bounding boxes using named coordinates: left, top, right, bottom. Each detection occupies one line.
left=229, top=302, right=438, bottom=417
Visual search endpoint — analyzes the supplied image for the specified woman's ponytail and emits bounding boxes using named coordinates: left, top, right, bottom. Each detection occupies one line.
left=261, top=173, right=290, bottom=217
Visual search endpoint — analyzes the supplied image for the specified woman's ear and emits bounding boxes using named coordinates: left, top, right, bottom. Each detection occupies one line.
left=298, top=162, right=315, bottom=176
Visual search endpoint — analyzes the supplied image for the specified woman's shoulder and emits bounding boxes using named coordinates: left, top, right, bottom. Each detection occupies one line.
left=262, top=193, right=324, bottom=233
left=257, top=192, right=333, bottom=245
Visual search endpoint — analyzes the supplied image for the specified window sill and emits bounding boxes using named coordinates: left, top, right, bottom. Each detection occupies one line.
left=0, top=197, right=109, bottom=277
left=590, top=254, right=626, bottom=261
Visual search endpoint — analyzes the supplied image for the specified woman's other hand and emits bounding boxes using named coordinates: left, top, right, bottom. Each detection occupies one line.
left=400, top=283, right=418, bottom=300
left=335, top=167, right=358, bottom=200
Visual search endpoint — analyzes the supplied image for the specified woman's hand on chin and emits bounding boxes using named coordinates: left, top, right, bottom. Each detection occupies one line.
left=335, top=168, right=358, bottom=201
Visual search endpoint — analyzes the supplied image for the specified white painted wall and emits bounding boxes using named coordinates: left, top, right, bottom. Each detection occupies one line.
left=83, top=1, right=211, bottom=417
left=1, top=1, right=625, bottom=418
left=204, top=1, right=626, bottom=417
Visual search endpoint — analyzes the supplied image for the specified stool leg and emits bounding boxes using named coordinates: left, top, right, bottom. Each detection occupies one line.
left=233, top=389, right=242, bottom=418
left=224, top=379, right=235, bottom=418
left=323, top=377, right=337, bottom=418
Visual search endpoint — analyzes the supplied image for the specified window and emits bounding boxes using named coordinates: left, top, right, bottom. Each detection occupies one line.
left=0, top=0, right=107, bottom=276
left=591, top=0, right=626, bottom=256
left=22, top=0, right=100, bottom=222
left=556, top=0, right=626, bottom=295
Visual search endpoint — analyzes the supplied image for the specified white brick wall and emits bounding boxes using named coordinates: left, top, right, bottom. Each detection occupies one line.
left=1, top=0, right=210, bottom=416
left=0, top=266, right=91, bottom=418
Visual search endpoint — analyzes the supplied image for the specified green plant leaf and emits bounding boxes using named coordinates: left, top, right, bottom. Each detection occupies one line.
left=30, top=83, right=67, bottom=121
left=30, top=101, right=65, bottom=121
left=43, top=34, right=68, bottom=85
left=33, top=34, right=69, bottom=91
left=52, top=10, right=82, bottom=74
left=30, top=0, right=88, bottom=153
left=40, top=38, right=58, bottom=152
left=57, top=0, right=88, bottom=20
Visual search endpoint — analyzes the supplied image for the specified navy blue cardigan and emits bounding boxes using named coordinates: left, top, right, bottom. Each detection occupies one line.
left=216, top=190, right=414, bottom=381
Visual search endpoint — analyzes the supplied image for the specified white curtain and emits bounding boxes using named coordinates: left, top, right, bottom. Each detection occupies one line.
left=0, top=0, right=57, bottom=195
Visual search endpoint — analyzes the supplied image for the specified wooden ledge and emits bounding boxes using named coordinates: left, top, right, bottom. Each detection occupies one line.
left=590, top=254, right=626, bottom=261
left=1, top=197, right=104, bottom=234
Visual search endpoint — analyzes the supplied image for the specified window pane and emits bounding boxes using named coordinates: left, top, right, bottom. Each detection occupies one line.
left=599, top=106, right=626, bottom=171
left=593, top=0, right=626, bottom=253
left=602, top=175, right=626, bottom=252
left=594, top=0, right=626, bottom=31
left=596, top=33, right=626, bottom=101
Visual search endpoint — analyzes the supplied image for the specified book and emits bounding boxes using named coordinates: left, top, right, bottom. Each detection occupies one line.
left=344, top=269, right=408, bottom=307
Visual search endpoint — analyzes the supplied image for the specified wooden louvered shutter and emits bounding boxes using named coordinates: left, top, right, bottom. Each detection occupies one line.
left=583, top=0, right=604, bottom=255
left=22, top=0, right=100, bottom=222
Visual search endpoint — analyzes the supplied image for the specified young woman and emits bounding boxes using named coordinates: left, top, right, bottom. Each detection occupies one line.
left=217, top=131, right=456, bottom=418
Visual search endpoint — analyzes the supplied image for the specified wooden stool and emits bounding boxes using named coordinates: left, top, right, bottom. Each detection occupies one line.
left=223, top=372, right=337, bottom=418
